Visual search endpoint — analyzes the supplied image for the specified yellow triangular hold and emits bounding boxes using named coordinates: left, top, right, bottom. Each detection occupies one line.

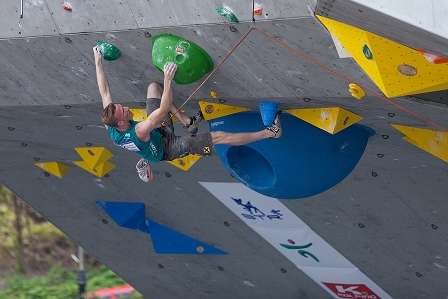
left=73, top=161, right=97, bottom=176
left=317, top=15, right=448, bottom=97
left=199, top=101, right=250, bottom=121
left=285, top=107, right=363, bottom=134
left=73, top=160, right=116, bottom=177
left=35, top=162, right=70, bottom=178
left=169, top=110, right=185, bottom=123
left=402, top=136, right=420, bottom=148
left=130, top=108, right=147, bottom=121
left=166, top=155, right=202, bottom=171
left=94, top=161, right=116, bottom=177
left=74, top=147, right=113, bottom=170
left=130, top=108, right=183, bottom=122
left=391, top=124, right=448, bottom=162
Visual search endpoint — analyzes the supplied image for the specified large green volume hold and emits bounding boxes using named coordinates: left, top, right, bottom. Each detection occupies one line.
left=151, top=34, right=214, bottom=84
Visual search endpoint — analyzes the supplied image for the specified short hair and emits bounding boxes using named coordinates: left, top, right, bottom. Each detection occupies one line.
left=102, top=103, right=118, bottom=127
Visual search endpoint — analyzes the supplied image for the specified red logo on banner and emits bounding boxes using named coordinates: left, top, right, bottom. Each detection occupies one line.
left=322, top=282, right=381, bottom=299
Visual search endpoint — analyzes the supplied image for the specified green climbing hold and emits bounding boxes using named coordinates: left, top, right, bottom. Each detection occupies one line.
left=362, top=44, right=373, bottom=60
left=98, top=41, right=121, bottom=61
left=217, top=7, right=239, bottom=23
left=151, top=34, right=214, bottom=85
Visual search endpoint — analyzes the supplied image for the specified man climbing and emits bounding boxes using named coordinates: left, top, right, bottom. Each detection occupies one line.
left=93, top=45, right=282, bottom=182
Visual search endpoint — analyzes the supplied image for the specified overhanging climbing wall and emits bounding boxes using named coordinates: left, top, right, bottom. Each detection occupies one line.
left=317, top=15, right=448, bottom=98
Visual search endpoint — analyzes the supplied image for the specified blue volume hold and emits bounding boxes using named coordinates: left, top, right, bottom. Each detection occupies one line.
left=95, top=201, right=147, bottom=232
left=210, top=111, right=374, bottom=199
left=96, top=201, right=227, bottom=254
left=147, top=220, right=227, bottom=254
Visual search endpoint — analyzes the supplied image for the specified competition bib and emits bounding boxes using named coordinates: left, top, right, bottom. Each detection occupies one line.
left=114, top=140, right=140, bottom=152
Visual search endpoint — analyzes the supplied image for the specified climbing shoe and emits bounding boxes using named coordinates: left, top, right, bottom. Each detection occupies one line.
left=266, top=111, right=282, bottom=138
left=185, top=111, right=203, bottom=135
left=136, top=158, right=152, bottom=182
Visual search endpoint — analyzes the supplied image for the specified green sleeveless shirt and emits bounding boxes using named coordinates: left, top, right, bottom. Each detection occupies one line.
left=107, top=120, right=164, bottom=163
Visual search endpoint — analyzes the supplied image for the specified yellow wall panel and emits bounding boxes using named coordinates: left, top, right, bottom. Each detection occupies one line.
left=318, top=15, right=448, bottom=97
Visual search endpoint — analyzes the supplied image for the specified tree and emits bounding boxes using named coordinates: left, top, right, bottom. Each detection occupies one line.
left=0, top=185, right=26, bottom=274
left=12, top=192, right=26, bottom=274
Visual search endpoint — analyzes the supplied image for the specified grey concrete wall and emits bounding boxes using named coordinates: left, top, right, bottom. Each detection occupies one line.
left=1, top=0, right=311, bottom=39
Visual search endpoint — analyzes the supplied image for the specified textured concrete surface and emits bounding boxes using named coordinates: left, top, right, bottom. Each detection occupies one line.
left=0, top=1, right=447, bottom=298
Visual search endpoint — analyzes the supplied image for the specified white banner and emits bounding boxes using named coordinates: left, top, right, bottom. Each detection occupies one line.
left=200, top=182, right=392, bottom=299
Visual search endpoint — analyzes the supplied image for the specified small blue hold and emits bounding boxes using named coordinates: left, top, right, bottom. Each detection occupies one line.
left=259, top=101, right=279, bottom=126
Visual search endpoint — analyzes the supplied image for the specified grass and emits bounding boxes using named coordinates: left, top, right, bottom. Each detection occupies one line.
left=0, top=264, right=143, bottom=299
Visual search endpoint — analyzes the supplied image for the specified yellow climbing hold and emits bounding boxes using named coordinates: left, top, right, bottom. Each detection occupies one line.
left=130, top=108, right=147, bottom=121
left=94, top=161, right=116, bottom=177
left=74, top=147, right=113, bottom=170
left=35, top=162, right=70, bottom=178
left=199, top=101, right=250, bottom=121
left=349, top=83, right=366, bottom=100
left=285, top=107, right=363, bottom=134
left=130, top=108, right=183, bottom=123
left=166, top=155, right=202, bottom=171
left=391, top=124, right=448, bottom=162
left=73, top=160, right=116, bottom=178
left=210, top=91, right=218, bottom=98
left=170, top=110, right=186, bottom=123
left=317, top=15, right=448, bottom=97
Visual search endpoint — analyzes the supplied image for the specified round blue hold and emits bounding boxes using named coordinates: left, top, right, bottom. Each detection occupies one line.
left=210, top=111, right=375, bottom=199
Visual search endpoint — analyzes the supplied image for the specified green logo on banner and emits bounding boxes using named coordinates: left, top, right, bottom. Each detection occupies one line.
left=280, top=242, right=319, bottom=263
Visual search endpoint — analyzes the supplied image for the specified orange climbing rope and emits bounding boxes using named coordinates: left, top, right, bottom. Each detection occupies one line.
left=161, top=27, right=254, bottom=128
left=252, top=27, right=448, bottom=132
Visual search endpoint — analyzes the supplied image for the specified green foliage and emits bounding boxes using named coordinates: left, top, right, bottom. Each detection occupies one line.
left=0, top=184, right=72, bottom=269
left=0, top=185, right=68, bottom=249
left=0, top=265, right=78, bottom=299
left=0, top=189, right=16, bottom=249
left=30, top=222, right=69, bottom=243
left=86, top=265, right=127, bottom=290
left=0, top=264, right=145, bottom=299
left=0, top=185, right=145, bottom=298
left=130, top=292, right=145, bottom=299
